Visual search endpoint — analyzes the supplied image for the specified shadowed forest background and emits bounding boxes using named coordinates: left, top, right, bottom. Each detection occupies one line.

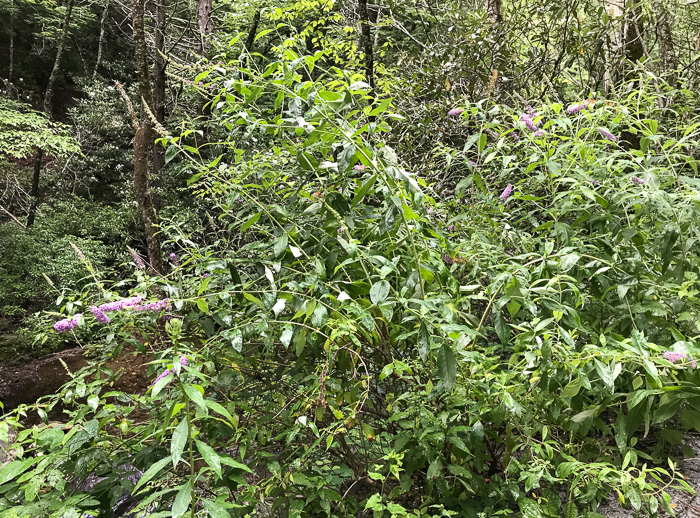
left=1, top=0, right=700, bottom=516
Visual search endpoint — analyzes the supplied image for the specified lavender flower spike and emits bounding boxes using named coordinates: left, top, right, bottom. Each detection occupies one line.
left=54, top=318, right=75, bottom=333
left=180, top=356, right=188, bottom=367
left=567, top=101, right=592, bottom=115
left=448, top=108, right=464, bottom=117
left=89, top=305, right=111, bottom=325
left=99, top=296, right=144, bottom=313
left=664, top=351, right=688, bottom=363
left=597, top=128, right=618, bottom=142
left=151, top=368, right=171, bottom=387
left=128, top=247, right=145, bottom=269
left=631, top=176, right=645, bottom=185
left=520, top=113, right=540, bottom=132
left=169, top=253, right=180, bottom=266
left=500, top=184, right=514, bottom=201
left=131, top=298, right=171, bottom=313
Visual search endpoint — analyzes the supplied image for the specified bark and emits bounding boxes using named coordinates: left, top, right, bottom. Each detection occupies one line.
left=26, top=150, right=43, bottom=227
left=486, top=0, right=502, bottom=24
left=133, top=123, right=163, bottom=274
left=132, top=0, right=163, bottom=274
left=245, top=10, right=261, bottom=52
left=26, top=0, right=74, bottom=227
left=93, top=0, right=110, bottom=77
left=654, top=0, right=678, bottom=86
left=198, top=0, right=214, bottom=56
left=152, top=0, right=167, bottom=189
left=8, top=0, right=14, bottom=86
left=43, top=0, right=74, bottom=117
left=358, top=0, right=374, bottom=89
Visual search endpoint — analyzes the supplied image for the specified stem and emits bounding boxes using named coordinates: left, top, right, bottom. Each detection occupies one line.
left=186, top=400, right=195, bottom=518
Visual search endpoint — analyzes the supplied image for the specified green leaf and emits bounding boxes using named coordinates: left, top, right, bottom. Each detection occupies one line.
left=183, top=384, right=207, bottom=413
left=223, top=328, right=243, bottom=352
left=561, top=378, right=581, bottom=398
left=436, top=343, right=457, bottom=393
left=165, top=145, right=178, bottom=164
left=519, top=497, right=545, bottom=518
left=241, top=212, right=261, bottom=231
left=171, top=418, right=189, bottom=467
left=418, top=322, right=430, bottom=362
left=202, top=499, right=233, bottom=518
left=220, top=456, right=252, bottom=472
left=172, top=483, right=192, bottom=517
left=571, top=408, right=597, bottom=423
left=196, top=440, right=222, bottom=479
left=352, top=174, right=377, bottom=207
left=493, top=308, right=510, bottom=345
left=132, top=455, right=172, bottom=494
left=0, top=458, right=37, bottom=486
left=311, top=304, right=328, bottom=328
left=273, top=233, right=288, bottom=258
left=370, top=280, right=390, bottom=305
left=563, top=501, right=578, bottom=518
left=560, top=253, right=580, bottom=272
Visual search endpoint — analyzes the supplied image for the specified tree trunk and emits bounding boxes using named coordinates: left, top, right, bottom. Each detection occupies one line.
left=486, top=0, right=502, bottom=24
left=357, top=0, right=374, bottom=89
left=654, top=0, right=678, bottom=86
left=245, top=10, right=261, bottom=53
left=26, top=150, right=43, bottom=227
left=198, top=0, right=214, bottom=56
left=132, top=0, right=163, bottom=274
left=26, top=0, right=74, bottom=227
left=93, top=0, right=110, bottom=77
left=8, top=0, right=14, bottom=87
left=152, top=0, right=167, bottom=198
left=43, top=0, right=74, bottom=117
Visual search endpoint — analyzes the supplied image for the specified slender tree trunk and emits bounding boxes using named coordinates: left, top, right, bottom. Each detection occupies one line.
left=43, top=0, right=74, bottom=117
left=93, top=0, right=110, bottom=77
left=8, top=0, right=14, bottom=87
left=152, top=0, right=167, bottom=199
left=132, top=0, right=163, bottom=274
left=245, top=10, right=261, bottom=53
left=654, top=0, right=678, bottom=86
left=26, top=150, right=43, bottom=227
left=486, top=0, right=502, bottom=24
left=198, top=0, right=214, bottom=56
left=26, top=0, right=74, bottom=227
left=358, top=0, right=374, bottom=89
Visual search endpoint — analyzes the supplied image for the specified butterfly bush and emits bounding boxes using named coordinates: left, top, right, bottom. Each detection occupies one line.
left=598, top=128, right=618, bottom=142
left=567, top=100, right=593, bottom=114
left=448, top=108, right=464, bottom=117
left=151, top=356, right=189, bottom=386
left=53, top=314, right=81, bottom=333
left=631, top=176, right=645, bottom=185
left=128, top=247, right=145, bottom=269
left=132, top=298, right=170, bottom=313
left=98, top=296, right=143, bottom=313
left=663, top=351, right=697, bottom=368
left=500, top=184, right=514, bottom=201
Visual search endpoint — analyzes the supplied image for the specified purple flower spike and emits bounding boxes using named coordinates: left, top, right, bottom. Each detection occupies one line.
left=99, top=296, right=144, bottom=313
left=533, top=130, right=544, bottom=137
left=169, top=253, right=180, bottom=266
left=500, top=184, right=514, bottom=201
left=597, top=128, right=618, bottom=142
left=589, top=179, right=601, bottom=186
left=520, top=113, right=540, bottom=132
left=567, top=101, right=592, bottom=115
left=664, top=351, right=689, bottom=363
left=131, top=298, right=171, bottom=313
left=54, top=318, right=75, bottom=333
left=180, top=356, right=188, bottom=367
left=89, top=306, right=111, bottom=325
left=448, top=108, right=464, bottom=117
left=129, top=247, right=145, bottom=269
left=151, top=368, right=171, bottom=387
left=353, top=164, right=366, bottom=171
left=631, top=176, right=645, bottom=185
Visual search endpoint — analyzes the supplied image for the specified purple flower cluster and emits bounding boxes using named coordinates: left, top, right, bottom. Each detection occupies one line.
left=54, top=314, right=82, bottom=333
left=129, top=247, right=145, bottom=269
left=448, top=108, right=464, bottom=117
left=98, top=296, right=144, bottom=313
left=520, top=113, right=538, bottom=132
left=500, top=184, right=514, bottom=201
left=353, top=164, right=366, bottom=171
left=663, top=351, right=697, bottom=368
left=132, top=298, right=171, bottom=313
left=169, top=253, right=180, bottom=266
left=631, top=176, right=645, bottom=185
left=150, top=356, right=189, bottom=386
left=567, top=101, right=593, bottom=115
left=597, top=128, right=618, bottom=142
left=89, top=305, right=111, bottom=325
left=589, top=179, right=601, bottom=186
left=510, top=131, right=520, bottom=142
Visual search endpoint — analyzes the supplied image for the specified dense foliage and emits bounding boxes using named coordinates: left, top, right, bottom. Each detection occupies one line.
left=2, top=0, right=700, bottom=517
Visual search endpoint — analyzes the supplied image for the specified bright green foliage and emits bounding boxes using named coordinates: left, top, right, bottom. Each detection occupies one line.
left=0, top=99, right=79, bottom=158
left=2, top=37, right=700, bottom=517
